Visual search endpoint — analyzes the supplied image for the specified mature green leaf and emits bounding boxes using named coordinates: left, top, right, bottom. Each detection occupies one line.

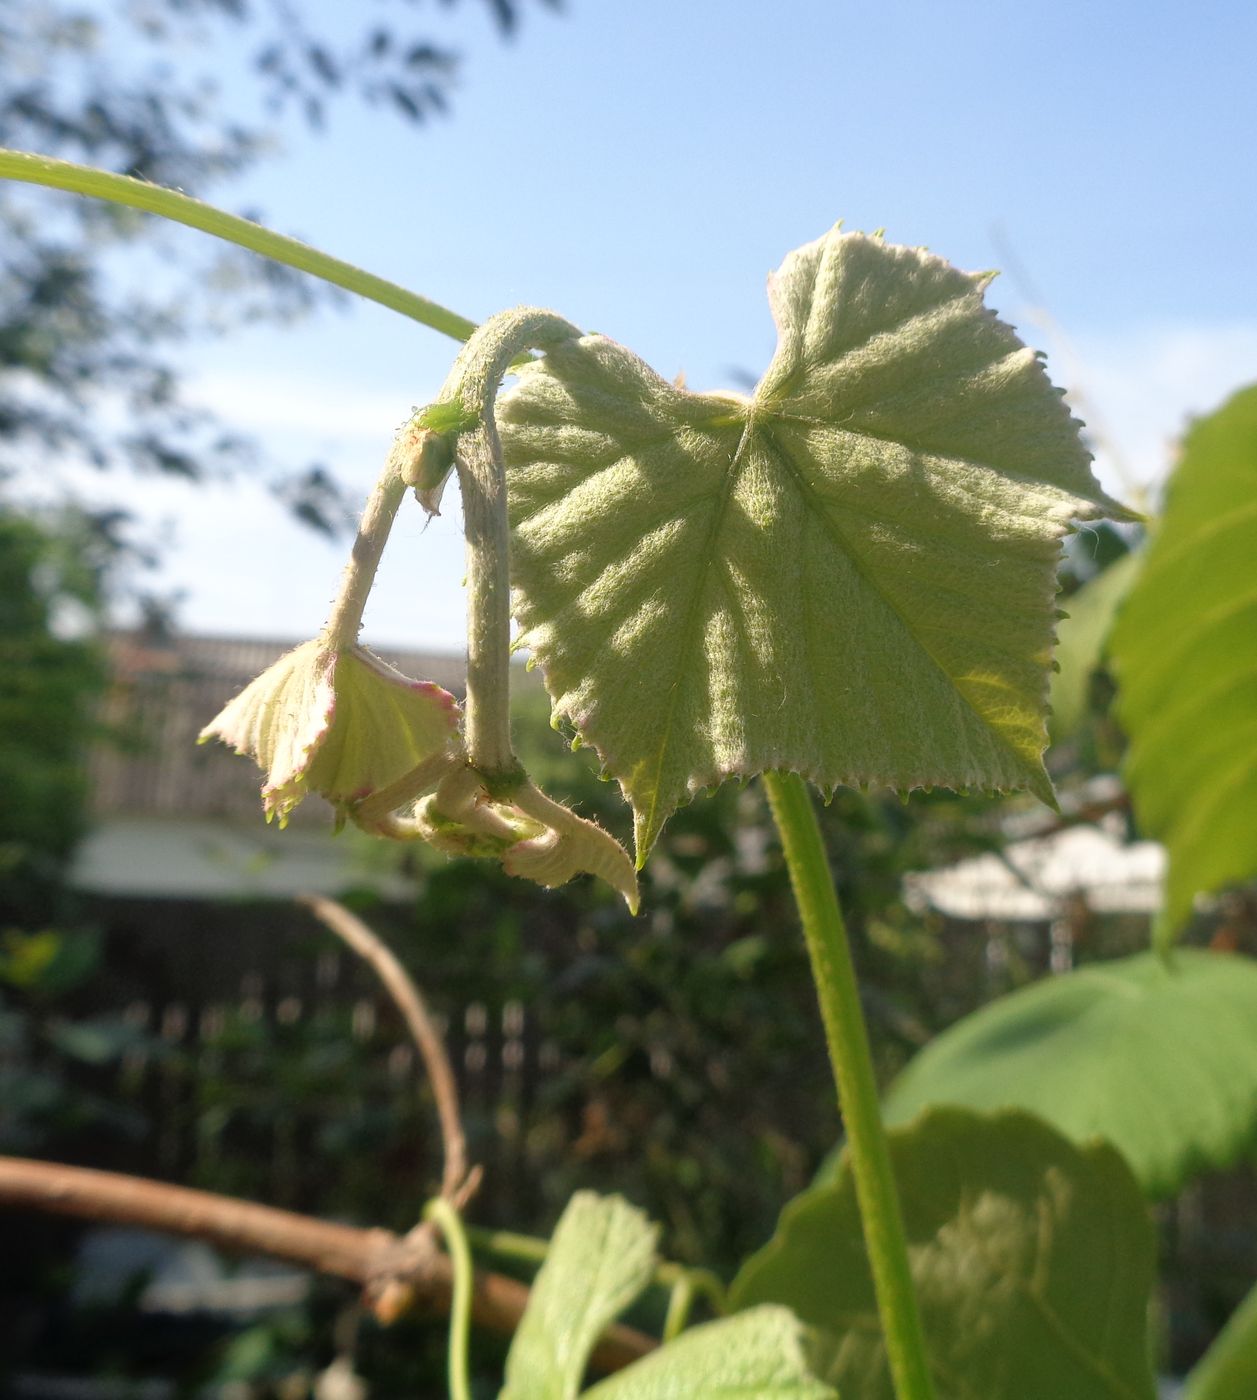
left=730, top=1108, right=1157, bottom=1400
left=501, top=1192, right=658, bottom=1400
left=1109, top=384, right=1257, bottom=941
left=882, top=951, right=1257, bottom=1198
left=1049, top=550, right=1142, bottom=739
left=500, top=225, right=1126, bottom=859
left=583, top=1307, right=837, bottom=1400
left=1185, top=1276, right=1257, bottom=1400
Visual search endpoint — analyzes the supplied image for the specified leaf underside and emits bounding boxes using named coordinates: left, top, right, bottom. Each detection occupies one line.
left=1109, top=383, right=1257, bottom=941
left=499, top=226, right=1126, bottom=860
left=883, top=950, right=1257, bottom=1199
left=731, top=1107, right=1157, bottom=1400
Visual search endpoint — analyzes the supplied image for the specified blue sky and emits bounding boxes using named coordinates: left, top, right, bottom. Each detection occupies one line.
left=72, top=0, right=1257, bottom=650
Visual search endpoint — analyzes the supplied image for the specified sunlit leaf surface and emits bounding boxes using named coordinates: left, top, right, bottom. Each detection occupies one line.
left=500, top=227, right=1126, bottom=859
left=1109, top=384, right=1257, bottom=940
left=883, top=950, right=1257, bottom=1198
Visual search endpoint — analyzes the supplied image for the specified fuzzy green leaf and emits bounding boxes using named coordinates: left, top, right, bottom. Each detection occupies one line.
left=730, top=1108, right=1157, bottom=1400
left=500, top=226, right=1125, bottom=859
left=882, top=950, right=1257, bottom=1198
left=1109, top=384, right=1257, bottom=942
left=583, top=1307, right=837, bottom=1400
left=501, top=1192, right=658, bottom=1400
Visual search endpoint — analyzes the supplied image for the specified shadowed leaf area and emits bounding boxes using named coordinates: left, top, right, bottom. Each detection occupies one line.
left=731, top=1107, right=1157, bottom=1400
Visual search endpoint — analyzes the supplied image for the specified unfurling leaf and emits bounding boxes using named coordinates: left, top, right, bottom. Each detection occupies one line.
left=502, top=1191, right=836, bottom=1400
left=395, top=768, right=639, bottom=912
left=1109, top=383, right=1257, bottom=944
left=199, top=638, right=459, bottom=825
left=500, top=225, right=1128, bottom=861
left=200, top=638, right=637, bottom=906
left=501, top=1192, right=658, bottom=1400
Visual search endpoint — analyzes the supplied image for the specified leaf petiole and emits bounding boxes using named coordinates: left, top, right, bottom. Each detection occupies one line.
left=764, top=770, right=935, bottom=1400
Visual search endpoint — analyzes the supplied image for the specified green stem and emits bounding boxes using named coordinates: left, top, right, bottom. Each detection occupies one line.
left=427, top=308, right=581, bottom=776
left=0, top=149, right=477, bottom=344
left=424, top=1197, right=474, bottom=1400
left=658, top=1264, right=726, bottom=1316
left=322, top=459, right=407, bottom=649
left=762, top=771, right=934, bottom=1400
left=463, top=1223, right=549, bottom=1265
left=662, top=1273, right=695, bottom=1342
left=462, top=1224, right=727, bottom=1319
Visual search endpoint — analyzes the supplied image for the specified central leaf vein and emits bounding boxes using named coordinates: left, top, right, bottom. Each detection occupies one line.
left=756, top=422, right=1037, bottom=783
left=638, top=415, right=752, bottom=853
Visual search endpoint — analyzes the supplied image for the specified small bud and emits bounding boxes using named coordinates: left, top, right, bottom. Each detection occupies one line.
left=399, top=424, right=456, bottom=516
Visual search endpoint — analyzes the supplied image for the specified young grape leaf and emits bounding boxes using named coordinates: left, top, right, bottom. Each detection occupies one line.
left=499, top=226, right=1128, bottom=861
left=501, top=1192, right=658, bottom=1400
left=1184, top=1276, right=1257, bottom=1400
left=730, top=1107, right=1157, bottom=1400
left=582, top=1307, right=836, bottom=1400
left=500, top=1192, right=837, bottom=1400
left=882, top=950, right=1257, bottom=1198
left=1108, top=384, right=1257, bottom=943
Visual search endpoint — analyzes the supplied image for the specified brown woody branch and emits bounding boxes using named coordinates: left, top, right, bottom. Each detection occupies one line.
left=0, top=1155, right=655, bottom=1375
left=297, top=894, right=470, bottom=1204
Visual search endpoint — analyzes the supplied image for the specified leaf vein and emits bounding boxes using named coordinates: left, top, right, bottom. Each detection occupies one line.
left=757, top=422, right=1039, bottom=784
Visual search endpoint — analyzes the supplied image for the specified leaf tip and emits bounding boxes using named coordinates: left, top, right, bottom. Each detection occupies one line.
left=1028, top=763, right=1060, bottom=813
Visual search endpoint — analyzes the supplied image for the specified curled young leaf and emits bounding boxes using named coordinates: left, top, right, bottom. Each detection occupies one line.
left=504, top=782, right=640, bottom=912
left=201, top=639, right=638, bottom=906
left=499, top=225, right=1130, bottom=861
left=360, top=763, right=640, bottom=912
left=199, top=638, right=460, bottom=826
